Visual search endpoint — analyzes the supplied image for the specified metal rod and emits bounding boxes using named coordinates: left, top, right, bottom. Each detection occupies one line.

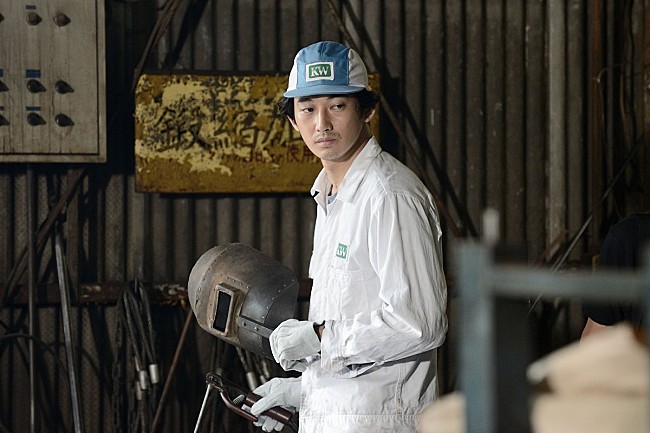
left=193, top=386, right=212, bottom=433
left=150, top=308, right=194, bottom=433
left=132, top=0, right=185, bottom=92
left=26, top=165, right=37, bottom=433
left=55, top=228, right=84, bottom=433
left=2, top=167, right=87, bottom=310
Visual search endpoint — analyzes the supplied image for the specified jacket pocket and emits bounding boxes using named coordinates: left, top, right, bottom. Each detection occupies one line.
left=332, top=267, right=368, bottom=318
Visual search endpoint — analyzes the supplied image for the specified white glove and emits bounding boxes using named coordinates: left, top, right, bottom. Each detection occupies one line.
left=270, top=319, right=321, bottom=371
left=249, top=377, right=301, bottom=432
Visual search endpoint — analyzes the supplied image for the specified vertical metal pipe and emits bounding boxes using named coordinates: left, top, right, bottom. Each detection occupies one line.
left=55, top=229, right=84, bottom=433
left=547, top=0, right=567, bottom=252
left=605, top=0, right=614, bottom=193
left=192, top=385, right=212, bottom=433
left=26, top=165, right=37, bottom=433
left=150, top=308, right=194, bottom=433
left=456, top=243, right=495, bottom=433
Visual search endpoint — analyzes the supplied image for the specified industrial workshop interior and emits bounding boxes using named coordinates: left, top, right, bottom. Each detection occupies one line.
left=1, top=0, right=649, bottom=432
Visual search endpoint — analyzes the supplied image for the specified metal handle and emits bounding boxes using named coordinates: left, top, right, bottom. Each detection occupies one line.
left=203, top=371, right=295, bottom=426
left=242, top=392, right=294, bottom=425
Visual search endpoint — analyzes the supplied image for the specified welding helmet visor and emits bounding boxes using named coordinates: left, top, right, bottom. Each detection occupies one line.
left=188, top=243, right=299, bottom=359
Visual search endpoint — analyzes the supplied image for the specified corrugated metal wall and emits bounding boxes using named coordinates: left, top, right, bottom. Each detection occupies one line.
left=0, top=2, right=613, bottom=288
left=1, top=1, right=648, bottom=432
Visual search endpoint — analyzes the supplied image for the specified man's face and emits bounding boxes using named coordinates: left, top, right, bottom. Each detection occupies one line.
left=289, top=95, right=374, bottom=165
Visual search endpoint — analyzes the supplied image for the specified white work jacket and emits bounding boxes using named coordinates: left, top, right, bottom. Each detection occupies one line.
left=299, top=137, right=448, bottom=433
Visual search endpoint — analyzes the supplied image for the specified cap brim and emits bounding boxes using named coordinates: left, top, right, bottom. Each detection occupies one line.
left=284, top=84, right=365, bottom=98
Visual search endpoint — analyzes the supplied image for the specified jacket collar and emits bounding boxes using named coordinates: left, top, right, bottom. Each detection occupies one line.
left=310, top=137, right=381, bottom=206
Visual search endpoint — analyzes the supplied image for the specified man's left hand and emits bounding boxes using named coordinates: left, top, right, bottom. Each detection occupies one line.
left=270, top=319, right=321, bottom=371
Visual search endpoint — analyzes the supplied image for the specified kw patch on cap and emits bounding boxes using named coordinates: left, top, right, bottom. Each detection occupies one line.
left=306, top=62, right=335, bottom=82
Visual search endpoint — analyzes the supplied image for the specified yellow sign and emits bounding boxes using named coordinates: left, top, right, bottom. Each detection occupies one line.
left=135, top=73, right=379, bottom=193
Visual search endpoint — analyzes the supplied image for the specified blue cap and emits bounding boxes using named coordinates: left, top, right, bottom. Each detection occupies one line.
left=284, top=41, right=369, bottom=98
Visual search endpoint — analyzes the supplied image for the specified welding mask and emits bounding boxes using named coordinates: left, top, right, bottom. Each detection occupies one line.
left=187, top=243, right=299, bottom=359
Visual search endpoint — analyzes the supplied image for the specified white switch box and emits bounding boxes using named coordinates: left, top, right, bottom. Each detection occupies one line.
left=0, top=0, right=106, bottom=162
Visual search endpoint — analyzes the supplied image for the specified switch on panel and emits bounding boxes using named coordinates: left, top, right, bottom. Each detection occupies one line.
left=26, top=111, right=45, bottom=126
left=0, top=106, right=7, bottom=126
left=0, top=68, right=6, bottom=92
left=0, top=0, right=106, bottom=162
left=26, top=78, right=45, bottom=93
left=55, top=80, right=73, bottom=94
left=54, top=13, right=70, bottom=27
left=26, top=11, right=42, bottom=26
left=54, top=113, right=73, bottom=127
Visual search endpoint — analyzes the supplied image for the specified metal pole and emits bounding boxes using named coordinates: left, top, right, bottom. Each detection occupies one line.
left=26, top=165, right=37, bottom=433
left=2, top=167, right=87, bottom=310
left=456, top=243, right=496, bottom=433
left=192, top=386, right=212, bottom=433
left=150, top=308, right=194, bottom=433
left=55, top=228, right=84, bottom=433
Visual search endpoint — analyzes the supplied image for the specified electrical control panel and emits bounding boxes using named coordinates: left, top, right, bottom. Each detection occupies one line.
left=0, top=0, right=106, bottom=163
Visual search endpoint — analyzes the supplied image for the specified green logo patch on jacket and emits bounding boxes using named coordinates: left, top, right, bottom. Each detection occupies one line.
left=335, top=242, right=349, bottom=260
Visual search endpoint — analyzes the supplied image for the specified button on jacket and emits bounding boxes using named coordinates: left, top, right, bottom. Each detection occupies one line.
left=300, top=137, right=448, bottom=433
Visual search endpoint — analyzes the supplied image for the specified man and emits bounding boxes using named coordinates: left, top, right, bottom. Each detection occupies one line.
left=581, top=211, right=650, bottom=339
left=249, top=41, right=448, bottom=433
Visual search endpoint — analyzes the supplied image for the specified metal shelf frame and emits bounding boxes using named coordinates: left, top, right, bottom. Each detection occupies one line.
left=454, top=242, right=650, bottom=433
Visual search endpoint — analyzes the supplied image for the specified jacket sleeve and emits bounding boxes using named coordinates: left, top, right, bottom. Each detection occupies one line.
left=318, top=193, right=448, bottom=376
